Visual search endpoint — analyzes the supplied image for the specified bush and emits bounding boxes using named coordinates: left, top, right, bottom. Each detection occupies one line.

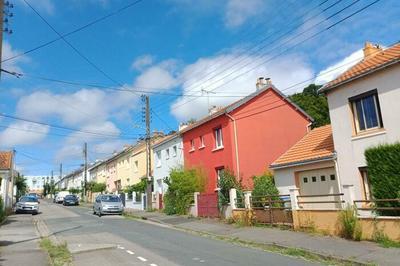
left=338, top=205, right=362, bottom=241
left=365, top=143, right=400, bottom=216
left=86, top=181, right=107, bottom=193
left=217, top=169, right=243, bottom=208
left=68, top=188, right=81, bottom=194
left=0, top=196, right=5, bottom=223
left=251, top=172, right=280, bottom=208
left=124, top=179, right=147, bottom=195
left=163, top=168, right=206, bottom=215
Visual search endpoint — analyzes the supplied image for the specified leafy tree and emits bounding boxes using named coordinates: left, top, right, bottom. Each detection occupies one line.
left=68, top=188, right=81, bottom=194
left=124, top=179, right=147, bottom=195
left=15, top=174, right=28, bottom=199
left=251, top=172, right=280, bottom=208
left=289, top=84, right=330, bottom=127
left=217, top=169, right=243, bottom=207
left=86, top=181, right=107, bottom=193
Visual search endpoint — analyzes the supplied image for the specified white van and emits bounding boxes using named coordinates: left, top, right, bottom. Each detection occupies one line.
left=55, top=191, right=69, bottom=204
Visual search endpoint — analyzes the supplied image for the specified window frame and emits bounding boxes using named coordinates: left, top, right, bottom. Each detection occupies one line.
left=214, top=127, right=223, bottom=149
left=172, top=145, right=177, bottom=157
left=359, top=167, right=371, bottom=201
left=165, top=148, right=170, bottom=160
left=199, top=135, right=205, bottom=149
left=190, top=139, right=195, bottom=152
left=156, top=151, right=162, bottom=167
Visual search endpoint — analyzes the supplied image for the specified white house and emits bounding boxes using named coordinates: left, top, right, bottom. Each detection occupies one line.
left=25, top=176, right=46, bottom=194
left=0, top=151, right=15, bottom=209
left=320, top=41, right=400, bottom=203
left=152, top=133, right=184, bottom=209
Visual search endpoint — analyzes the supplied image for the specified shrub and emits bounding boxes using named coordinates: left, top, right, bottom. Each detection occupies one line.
left=251, top=172, right=280, bottom=208
left=338, top=205, right=362, bottom=241
left=365, top=143, right=400, bottom=216
left=0, top=196, right=5, bottom=223
left=124, top=179, right=147, bottom=195
left=163, top=167, right=206, bottom=215
left=235, top=209, right=255, bottom=227
left=68, top=188, right=81, bottom=194
left=86, top=181, right=106, bottom=193
left=217, top=169, right=243, bottom=208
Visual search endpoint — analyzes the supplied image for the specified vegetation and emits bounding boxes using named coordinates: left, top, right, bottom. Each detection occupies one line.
left=124, top=179, right=147, bottom=195
left=0, top=196, right=5, bottom=223
left=338, top=206, right=362, bottom=241
left=15, top=174, right=28, bottom=200
left=40, top=238, right=72, bottom=266
left=373, top=229, right=400, bottom=248
left=217, top=169, right=243, bottom=208
left=86, top=181, right=106, bottom=193
left=68, top=188, right=81, bottom=194
left=163, top=167, right=206, bottom=215
left=251, top=172, right=280, bottom=208
left=234, top=210, right=255, bottom=227
left=289, top=84, right=330, bottom=127
left=365, top=143, right=400, bottom=216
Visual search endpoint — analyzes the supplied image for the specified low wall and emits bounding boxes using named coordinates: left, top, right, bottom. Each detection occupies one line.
left=359, top=216, right=400, bottom=241
left=293, top=210, right=340, bottom=235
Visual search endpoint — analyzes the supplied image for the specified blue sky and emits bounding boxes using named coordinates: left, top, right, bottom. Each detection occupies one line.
left=1, top=0, right=399, bottom=177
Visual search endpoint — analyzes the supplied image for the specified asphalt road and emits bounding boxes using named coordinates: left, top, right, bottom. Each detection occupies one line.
left=40, top=201, right=317, bottom=266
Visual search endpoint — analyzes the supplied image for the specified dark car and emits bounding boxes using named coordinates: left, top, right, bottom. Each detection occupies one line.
left=63, top=195, right=79, bottom=206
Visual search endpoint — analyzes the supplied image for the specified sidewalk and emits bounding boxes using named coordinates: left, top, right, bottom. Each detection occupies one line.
left=125, top=209, right=400, bottom=266
left=0, top=215, right=47, bottom=266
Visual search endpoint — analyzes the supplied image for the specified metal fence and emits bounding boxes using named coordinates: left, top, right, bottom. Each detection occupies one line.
left=250, top=195, right=293, bottom=225
left=354, top=198, right=400, bottom=216
left=297, top=193, right=344, bottom=209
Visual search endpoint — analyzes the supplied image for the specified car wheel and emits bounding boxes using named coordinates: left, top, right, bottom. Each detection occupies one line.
left=93, top=208, right=96, bottom=215
left=98, top=210, right=102, bottom=217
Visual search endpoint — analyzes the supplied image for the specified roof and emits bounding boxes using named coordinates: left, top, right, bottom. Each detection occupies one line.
left=270, top=125, right=335, bottom=169
left=180, top=85, right=313, bottom=134
left=0, top=151, right=13, bottom=170
left=321, top=42, right=400, bottom=92
left=152, top=132, right=180, bottom=149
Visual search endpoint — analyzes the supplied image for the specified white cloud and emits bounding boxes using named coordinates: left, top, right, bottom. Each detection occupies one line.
left=0, top=122, right=49, bottom=147
left=224, top=0, right=264, bottom=28
left=18, top=0, right=55, bottom=15
left=131, top=54, right=154, bottom=71
left=1, top=41, right=30, bottom=74
left=170, top=53, right=314, bottom=121
left=315, top=49, right=364, bottom=85
left=133, top=59, right=179, bottom=91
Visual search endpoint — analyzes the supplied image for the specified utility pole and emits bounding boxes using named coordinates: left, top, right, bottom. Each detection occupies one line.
left=59, top=163, right=63, bottom=181
left=83, top=142, right=87, bottom=202
left=0, top=0, right=4, bottom=75
left=143, top=95, right=152, bottom=211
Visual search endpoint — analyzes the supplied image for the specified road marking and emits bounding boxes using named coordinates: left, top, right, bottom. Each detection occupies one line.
left=200, top=260, right=205, bottom=263
left=137, top=256, right=147, bottom=262
left=150, top=264, right=158, bottom=266
left=117, top=246, right=125, bottom=250
left=126, top=250, right=135, bottom=255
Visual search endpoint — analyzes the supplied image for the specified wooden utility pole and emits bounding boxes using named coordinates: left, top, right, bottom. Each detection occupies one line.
left=83, top=142, right=88, bottom=202
left=144, top=95, right=152, bottom=211
left=59, top=163, right=63, bottom=181
left=0, top=0, right=4, bottom=75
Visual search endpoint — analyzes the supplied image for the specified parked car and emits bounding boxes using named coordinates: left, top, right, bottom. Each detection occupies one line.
left=93, top=194, right=123, bottom=217
left=53, top=193, right=58, bottom=203
left=63, top=195, right=79, bottom=206
left=15, top=196, right=39, bottom=215
left=27, top=192, right=39, bottom=200
left=55, top=191, right=69, bottom=204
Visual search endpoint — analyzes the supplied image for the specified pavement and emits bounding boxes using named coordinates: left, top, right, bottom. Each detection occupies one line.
left=125, top=209, right=400, bottom=266
left=36, top=200, right=316, bottom=265
left=0, top=214, right=47, bottom=266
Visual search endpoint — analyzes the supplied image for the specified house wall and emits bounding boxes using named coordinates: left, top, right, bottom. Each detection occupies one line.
left=153, top=135, right=184, bottom=195
left=117, top=153, right=133, bottom=189
left=326, top=64, right=400, bottom=201
left=106, top=162, right=118, bottom=192
left=183, top=115, right=235, bottom=193
left=0, top=170, right=12, bottom=208
left=230, top=89, right=311, bottom=189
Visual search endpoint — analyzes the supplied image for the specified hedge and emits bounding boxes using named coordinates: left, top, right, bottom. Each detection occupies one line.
left=365, top=143, right=400, bottom=216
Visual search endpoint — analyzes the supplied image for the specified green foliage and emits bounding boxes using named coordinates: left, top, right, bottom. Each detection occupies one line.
left=217, top=169, right=243, bottom=207
left=373, top=229, right=400, bottom=248
left=86, top=181, right=106, bottom=193
left=289, top=84, right=330, bottom=127
left=124, top=179, right=147, bottom=194
left=164, top=167, right=206, bottom=215
left=43, top=182, right=51, bottom=196
left=68, top=188, right=81, bottom=194
left=40, top=238, right=72, bottom=266
left=251, top=172, right=280, bottom=208
left=338, top=205, right=362, bottom=241
left=365, top=143, right=400, bottom=216
left=0, top=196, right=5, bottom=222
left=15, top=174, right=28, bottom=199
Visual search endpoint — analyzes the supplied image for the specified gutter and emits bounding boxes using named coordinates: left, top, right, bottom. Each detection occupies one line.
left=270, top=155, right=335, bottom=170
left=225, top=113, right=240, bottom=177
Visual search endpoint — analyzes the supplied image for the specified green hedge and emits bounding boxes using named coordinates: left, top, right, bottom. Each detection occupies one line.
left=365, top=143, right=400, bottom=216
left=0, top=196, right=5, bottom=223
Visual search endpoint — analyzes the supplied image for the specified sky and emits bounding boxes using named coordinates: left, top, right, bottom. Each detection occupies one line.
left=0, top=0, right=399, bottom=177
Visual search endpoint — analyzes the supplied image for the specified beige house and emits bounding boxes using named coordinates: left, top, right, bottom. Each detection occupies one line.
left=320, top=42, right=400, bottom=203
left=88, top=161, right=107, bottom=184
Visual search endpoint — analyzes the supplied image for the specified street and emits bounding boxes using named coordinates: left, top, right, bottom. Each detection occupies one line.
left=24, top=200, right=315, bottom=266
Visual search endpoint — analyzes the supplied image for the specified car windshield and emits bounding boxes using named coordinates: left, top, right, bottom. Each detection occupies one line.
left=101, top=195, right=120, bottom=202
left=28, top=193, right=37, bottom=197
left=65, top=195, right=76, bottom=199
left=20, top=196, right=38, bottom=202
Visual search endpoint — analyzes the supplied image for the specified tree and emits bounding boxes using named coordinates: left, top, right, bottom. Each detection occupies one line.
left=15, top=174, right=28, bottom=199
left=217, top=169, right=243, bottom=207
left=251, top=172, right=280, bottom=208
left=289, top=84, right=330, bottom=127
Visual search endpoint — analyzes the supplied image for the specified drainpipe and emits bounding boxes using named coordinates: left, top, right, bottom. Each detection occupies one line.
left=225, top=113, right=240, bottom=178
left=333, top=151, right=345, bottom=208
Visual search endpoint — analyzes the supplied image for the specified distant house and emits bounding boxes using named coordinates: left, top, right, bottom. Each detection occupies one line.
left=152, top=133, right=184, bottom=209
left=319, top=41, right=400, bottom=203
left=0, top=151, right=15, bottom=209
left=181, top=79, right=313, bottom=195
left=25, top=176, right=46, bottom=195
left=88, top=161, right=107, bottom=184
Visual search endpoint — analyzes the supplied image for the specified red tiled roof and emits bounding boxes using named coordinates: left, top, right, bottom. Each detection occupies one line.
left=271, top=125, right=334, bottom=168
left=321, top=42, right=400, bottom=92
left=0, top=151, right=13, bottom=170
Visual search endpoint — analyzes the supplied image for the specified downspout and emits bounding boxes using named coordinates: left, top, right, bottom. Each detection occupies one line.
left=333, top=151, right=345, bottom=208
left=225, top=113, right=240, bottom=178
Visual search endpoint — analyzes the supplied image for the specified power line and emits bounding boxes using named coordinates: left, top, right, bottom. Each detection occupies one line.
left=151, top=109, right=174, bottom=132
left=2, top=0, right=145, bottom=63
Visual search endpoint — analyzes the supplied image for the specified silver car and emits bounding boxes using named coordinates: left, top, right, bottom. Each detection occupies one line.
left=93, top=194, right=123, bottom=217
left=16, top=196, right=39, bottom=214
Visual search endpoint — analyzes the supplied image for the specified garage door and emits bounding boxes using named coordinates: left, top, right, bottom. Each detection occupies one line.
left=298, top=168, right=341, bottom=209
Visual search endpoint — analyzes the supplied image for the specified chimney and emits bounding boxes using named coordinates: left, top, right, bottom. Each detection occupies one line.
left=256, top=77, right=271, bottom=90
left=179, top=123, right=188, bottom=131
left=363, top=42, right=382, bottom=58
left=208, top=105, right=223, bottom=115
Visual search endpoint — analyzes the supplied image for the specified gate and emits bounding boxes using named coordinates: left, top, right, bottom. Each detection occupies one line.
left=197, top=193, right=219, bottom=218
left=250, top=195, right=293, bottom=226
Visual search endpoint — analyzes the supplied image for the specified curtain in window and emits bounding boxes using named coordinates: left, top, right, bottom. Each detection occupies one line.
left=362, top=95, right=378, bottom=128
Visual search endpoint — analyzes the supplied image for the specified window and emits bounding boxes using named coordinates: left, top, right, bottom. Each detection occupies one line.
left=350, top=90, right=383, bottom=133
left=166, top=148, right=170, bottom=160
left=134, top=160, right=139, bottom=172
left=360, top=168, right=371, bottom=200
left=214, top=127, right=223, bottom=148
left=190, top=139, right=195, bottom=151
left=330, top=174, right=335, bottom=181
left=156, top=151, right=161, bottom=167
left=199, top=135, right=205, bottom=148
left=216, top=168, right=224, bottom=188
left=321, top=175, right=326, bottom=182
left=172, top=145, right=177, bottom=157
left=303, top=177, right=308, bottom=183
left=312, top=176, right=316, bottom=182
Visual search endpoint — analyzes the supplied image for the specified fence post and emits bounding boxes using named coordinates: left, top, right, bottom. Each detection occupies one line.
left=244, top=191, right=252, bottom=209
left=289, top=188, right=300, bottom=210
left=132, top=192, right=136, bottom=203
left=193, top=192, right=200, bottom=217
left=229, top=188, right=237, bottom=209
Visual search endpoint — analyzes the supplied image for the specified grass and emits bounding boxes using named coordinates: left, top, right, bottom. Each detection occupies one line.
left=373, top=231, right=400, bottom=248
left=40, top=238, right=72, bottom=266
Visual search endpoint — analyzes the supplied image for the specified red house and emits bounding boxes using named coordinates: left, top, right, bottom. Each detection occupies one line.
left=181, top=80, right=313, bottom=195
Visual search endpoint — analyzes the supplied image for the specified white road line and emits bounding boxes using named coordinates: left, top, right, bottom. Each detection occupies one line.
left=117, top=246, right=125, bottom=250
left=137, top=256, right=147, bottom=262
left=150, top=264, right=158, bottom=266
left=126, top=250, right=135, bottom=255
